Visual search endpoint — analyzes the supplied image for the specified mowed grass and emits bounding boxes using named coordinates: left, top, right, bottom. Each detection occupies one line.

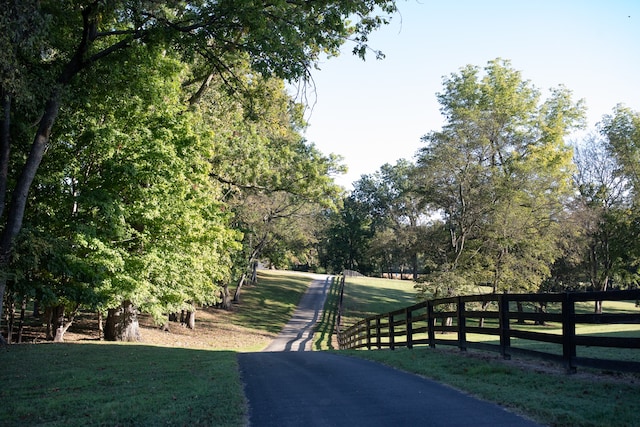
left=331, top=275, right=640, bottom=427
left=0, top=270, right=315, bottom=427
left=340, top=275, right=417, bottom=327
left=1, top=344, right=245, bottom=426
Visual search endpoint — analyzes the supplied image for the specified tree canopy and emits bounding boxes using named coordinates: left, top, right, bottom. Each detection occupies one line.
left=0, top=0, right=397, bottom=341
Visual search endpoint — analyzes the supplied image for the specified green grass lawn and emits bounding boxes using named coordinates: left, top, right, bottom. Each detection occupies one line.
left=0, top=269, right=314, bottom=427
left=6, top=271, right=640, bottom=427
left=1, top=344, right=245, bottom=426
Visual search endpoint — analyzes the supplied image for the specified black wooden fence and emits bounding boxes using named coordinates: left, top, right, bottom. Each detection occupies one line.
left=337, top=288, right=640, bottom=373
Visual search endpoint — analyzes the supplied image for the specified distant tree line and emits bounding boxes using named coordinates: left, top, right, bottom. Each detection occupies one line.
left=321, top=59, right=640, bottom=313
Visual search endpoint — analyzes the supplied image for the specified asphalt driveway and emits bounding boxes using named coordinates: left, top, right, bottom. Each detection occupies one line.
left=238, top=274, right=542, bottom=426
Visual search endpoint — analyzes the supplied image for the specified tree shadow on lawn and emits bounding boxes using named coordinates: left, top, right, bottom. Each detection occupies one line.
left=1, top=342, right=245, bottom=427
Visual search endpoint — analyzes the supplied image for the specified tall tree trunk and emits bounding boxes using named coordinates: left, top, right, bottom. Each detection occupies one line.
left=233, top=273, right=247, bottom=303
left=97, top=310, right=104, bottom=340
left=44, top=306, right=54, bottom=340
left=52, top=305, right=67, bottom=343
left=51, top=304, right=78, bottom=342
left=0, top=90, right=11, bottom=220
left=6, top=293, right=15, bottom=344
left=220, top=283, right=232, bottom=310
left=478, top=300, right=491, bottom=328
left=251, top=261, right=258, bottom=284
left=183, top=310, right=196, bottom=330
left=0, top=91, right=62, bottom=333
left=17, top=295, right=26, bottom=343
left=104, top=300, right=141, bottom=342
left=0, top=2, right=101, bottom=332
left=516, top=301, right=525, bottom=324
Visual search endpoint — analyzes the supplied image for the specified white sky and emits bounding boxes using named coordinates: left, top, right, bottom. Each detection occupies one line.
left=299, top=0, right=640, bottom=189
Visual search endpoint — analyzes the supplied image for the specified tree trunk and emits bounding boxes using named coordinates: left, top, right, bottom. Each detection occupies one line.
left=594, top=300, right=603, bottom=314
left=0, top=91, right=62, bottom=329
left=97, top=310, right=104, bottom=340
left=183, top=310, right=195, bottom=329
left=6, top=293, right=15, bottom=344
left=516, top=301, right=525, bottom=324
left=33, top=298, right=41, bottom=317
left=51, top=304, right=78, bottom=342
left=52, top=305, right=67, bottom=342
left=104, top=300, right=141, bottom=342
left=251, top=261, right=258, bottom=284
left=0, top=90, right=11, bottom=220
left=0, top=2, right=102, bottom=328
left=535, top=302, right=547, bottom=326
left=44, top=306, right=54, bottom=340
left=17, top=295, right=26, bottom=343
left=233, top=273, right=247, bottom=303
left=219, top=284, right=232, bottom=310
left=478, top=300, right=491, bottom=328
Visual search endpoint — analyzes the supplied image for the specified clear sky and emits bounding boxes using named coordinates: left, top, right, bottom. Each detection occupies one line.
left=299, top=0, right=640, bottom=189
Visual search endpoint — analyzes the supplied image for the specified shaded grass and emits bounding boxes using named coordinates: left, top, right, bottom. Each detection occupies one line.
left=1, top=343, right=244, bottom=426
left=1, top=269, right=317, bottom=426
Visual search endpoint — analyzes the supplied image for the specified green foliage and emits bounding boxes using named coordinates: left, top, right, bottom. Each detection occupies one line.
left=321, top=196, right=374, bottom=273
left=11, top=46, right=242, bottom=320
left=0, top=0, right=397, bottom=333
left=415, top=58, right=585, bottom=294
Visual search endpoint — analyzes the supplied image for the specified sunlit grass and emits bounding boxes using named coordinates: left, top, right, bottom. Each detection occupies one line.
left=229, top=270, right=312, bottom=334
left=340, top=276, right=417, bottom=327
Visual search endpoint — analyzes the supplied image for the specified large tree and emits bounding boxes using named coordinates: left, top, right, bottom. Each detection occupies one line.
left=0, top=0, right=397, bottom=338
left=415, top=59, right=585, bottom=294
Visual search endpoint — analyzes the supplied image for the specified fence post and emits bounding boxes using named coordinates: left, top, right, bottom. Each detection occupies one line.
left=427, top=300, right=436, bottom=348
left=389, top=312, right=395, bottom=350
left=498, top=293, right=511, bottom=360
left=406, top=307, right=413, bottom=349
left=366, top=318, right=371, bottom=350
left=457, top=296, right=467, bottom=352
left=562, top=292, right=577, bottom=374
left=376, top=316, right=382, bottom=349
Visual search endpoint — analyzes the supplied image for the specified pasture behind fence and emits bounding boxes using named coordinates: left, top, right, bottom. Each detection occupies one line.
left=337, top=286, right=640, bottom=373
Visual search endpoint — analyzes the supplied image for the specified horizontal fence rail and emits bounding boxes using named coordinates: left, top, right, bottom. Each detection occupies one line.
left=337, top=289, right=640, bottom=373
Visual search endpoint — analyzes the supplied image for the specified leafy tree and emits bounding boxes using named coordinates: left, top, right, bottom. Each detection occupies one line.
left=415, top=59, right=585, bottom=295
left=353, top=159, right=426, bottom=279
left=12, top=46, right=241, bottom=340
left=322, top=195, right=373, bottom=273
left=0, top=0, right=397, bottom=338
left=199, top=74, right=344, bottom=305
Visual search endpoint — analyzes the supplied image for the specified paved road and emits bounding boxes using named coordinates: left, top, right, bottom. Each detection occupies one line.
left=262, top=275, right=331, bottom=352
left=238, top=274, right=542, bottom=426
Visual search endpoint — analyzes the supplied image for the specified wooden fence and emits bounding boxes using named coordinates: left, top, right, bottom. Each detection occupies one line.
left=337, top=289, right=640, bottom=373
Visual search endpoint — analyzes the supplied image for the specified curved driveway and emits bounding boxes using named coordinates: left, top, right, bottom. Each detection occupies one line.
left=238, top=274, right=542, bottom=426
